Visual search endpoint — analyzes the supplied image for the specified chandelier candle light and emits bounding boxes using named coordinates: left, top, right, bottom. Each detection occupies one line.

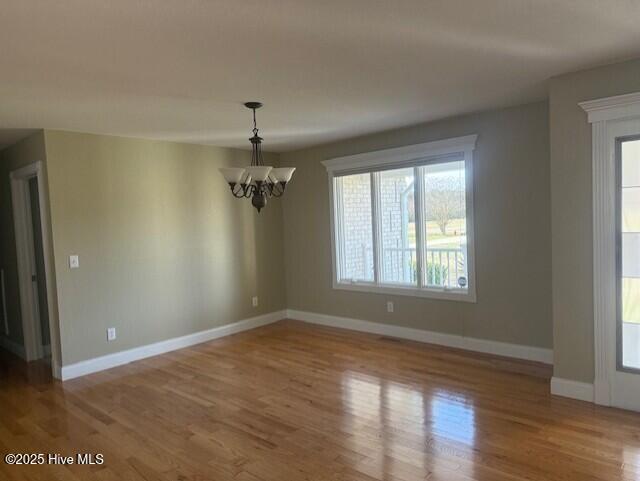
left=219, top=102, right=295, bottom=212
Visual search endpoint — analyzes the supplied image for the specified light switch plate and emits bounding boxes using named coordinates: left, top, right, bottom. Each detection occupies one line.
left=252, top=296, right=259, bottom=307
left=107, top=327, right=116, bottom=341
left=387, top=301, right=394, bottom=313
left=69, top=255, right=79, bottom=269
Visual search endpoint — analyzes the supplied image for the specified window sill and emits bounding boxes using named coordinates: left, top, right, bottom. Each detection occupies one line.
left=333, top=281, right=476, bottom=303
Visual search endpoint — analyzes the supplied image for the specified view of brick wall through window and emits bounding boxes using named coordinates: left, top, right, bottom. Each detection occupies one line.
left=339, top=174, right=374, bottom=281
left=339, top=170, right=417, bottom=284
left=379, top=169, right=415, bottom=284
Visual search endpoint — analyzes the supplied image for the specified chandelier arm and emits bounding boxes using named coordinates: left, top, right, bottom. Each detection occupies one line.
left=230, top=184, right=245, bottom=198
left=268, top=182, right=282, bottom=198
left=240, top=184, right=251, bottom=198
left=265, top=182, right=276, bottom=197
left=230, top=183, right=254, bottom=198
left=271, top=182, right=286, bottom=197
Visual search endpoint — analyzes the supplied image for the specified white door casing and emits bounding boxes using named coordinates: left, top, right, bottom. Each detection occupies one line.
left=9, top=161, right=60, bottom=377
left=581, top=92, right=640, bottom=411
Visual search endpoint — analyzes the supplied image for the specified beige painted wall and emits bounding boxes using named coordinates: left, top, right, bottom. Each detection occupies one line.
left=0, top=132, right=48, bottom=346
left=43, top=131, right=286, bottom=365
left=280, top=101, right=553, bottom=349
left=550, top=58, right=640, bottom=383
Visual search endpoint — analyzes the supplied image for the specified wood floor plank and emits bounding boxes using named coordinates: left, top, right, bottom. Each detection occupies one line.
left=2, top=319, right=640, bottom=481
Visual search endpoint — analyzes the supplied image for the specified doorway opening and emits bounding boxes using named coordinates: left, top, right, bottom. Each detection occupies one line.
left=9, top=161, right=58, bottom=375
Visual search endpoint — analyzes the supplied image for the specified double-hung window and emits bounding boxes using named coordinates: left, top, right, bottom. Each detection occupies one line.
left=323, top=135, right=477, bottom=302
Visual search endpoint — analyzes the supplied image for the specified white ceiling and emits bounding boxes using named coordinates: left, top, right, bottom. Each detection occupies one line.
left=1, top=1, right=640, bottom=152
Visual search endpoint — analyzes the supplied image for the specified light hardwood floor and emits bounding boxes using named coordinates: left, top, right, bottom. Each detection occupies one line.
left=1, top=319, right=639, bottom=481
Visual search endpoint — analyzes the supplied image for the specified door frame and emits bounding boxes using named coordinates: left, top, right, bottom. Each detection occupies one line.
left=581, top=92, right=640, bottom=408
left=10, top=161, right=60, bottom=375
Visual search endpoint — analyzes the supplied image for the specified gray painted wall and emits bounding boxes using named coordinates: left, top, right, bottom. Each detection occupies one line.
left=280, top=101, right=553, bottom=349
left=550, top=58, right=640, bottom=383
left=43, top=131, right=287, bottom=365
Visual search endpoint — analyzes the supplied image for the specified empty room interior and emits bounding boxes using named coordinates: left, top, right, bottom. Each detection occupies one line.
left=2, top=2, right=640, bottom=480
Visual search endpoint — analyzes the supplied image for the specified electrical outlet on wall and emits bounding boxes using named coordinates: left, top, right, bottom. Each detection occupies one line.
left=387, top=301, right=394, bottom=313
left=107, top=327, right=116, bottom=341
left=252, top=296, right=259, bottom=307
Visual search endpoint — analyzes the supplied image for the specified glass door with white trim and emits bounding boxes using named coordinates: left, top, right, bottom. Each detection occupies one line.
left=610, top=119, right=640, bottom=412
left=618, top=136, right=640, bottom=373
left=582, top=94, right=640, bottom=411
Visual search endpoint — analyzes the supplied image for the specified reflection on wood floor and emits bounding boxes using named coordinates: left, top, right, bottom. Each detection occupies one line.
left=1, top=319, right=639, bottom=480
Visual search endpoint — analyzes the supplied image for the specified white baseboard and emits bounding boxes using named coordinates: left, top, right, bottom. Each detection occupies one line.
left=0, top=336, right=26, bottom=359
left=287, top=309, right=554, bottom=364
left=60, top=310, right=287, bottom=381
left=550, top=377, right=594, bottom=402
left=58, top=308, right=555, bottom=381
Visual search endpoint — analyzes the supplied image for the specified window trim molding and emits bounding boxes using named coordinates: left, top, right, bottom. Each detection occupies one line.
left=322, top=134, right=477, bottom=174
left=323, top=135, right=478, bottom=303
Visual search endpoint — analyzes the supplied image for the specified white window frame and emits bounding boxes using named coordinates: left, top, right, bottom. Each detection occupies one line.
left=323, top=134, right=477, bottom=302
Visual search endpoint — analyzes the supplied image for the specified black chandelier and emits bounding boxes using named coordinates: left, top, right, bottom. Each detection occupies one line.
left=219, top=102, right=295, bottom=212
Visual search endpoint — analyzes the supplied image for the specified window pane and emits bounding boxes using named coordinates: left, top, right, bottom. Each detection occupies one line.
left=622, top=232, right=640, bottom=278
left=335, top=174, right=374, bottom=282
left=622, top=140, right=640, bottom=187
left=622, top=278, right=640, bottom=370
left=378, top=168, right=416, bottom=285
left=422, top=161, right=468, bottom=289
left=621, top=139, right=640, bottom=370
left=622, top=278, right=640, bottom=324
left=622, top=187, right=640, bottom=233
